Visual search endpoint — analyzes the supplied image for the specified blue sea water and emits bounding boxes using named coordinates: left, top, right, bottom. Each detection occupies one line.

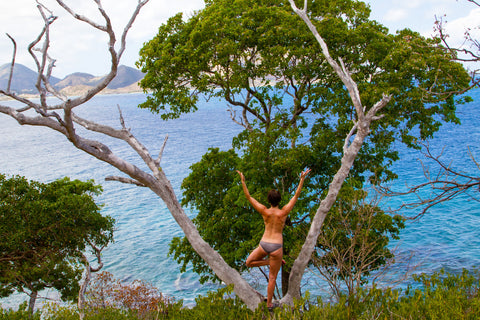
left=0, top=90, right=479, bottom=307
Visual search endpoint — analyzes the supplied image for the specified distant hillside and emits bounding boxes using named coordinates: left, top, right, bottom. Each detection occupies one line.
left=0, top=63, right=60, bottom=94
left=0, top=63, right=144, bottom=96
left=55, top=72, right=98, bottom=88
left=106, top=65, right=144, bottom=89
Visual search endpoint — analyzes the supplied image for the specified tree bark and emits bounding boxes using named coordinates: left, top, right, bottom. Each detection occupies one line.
left=28, top=290, right=37, bottom=316
left=281, top=126, right=370, bottom=305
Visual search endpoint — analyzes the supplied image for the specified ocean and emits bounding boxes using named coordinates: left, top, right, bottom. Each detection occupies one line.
left=0, top=89, right=479, bottom=307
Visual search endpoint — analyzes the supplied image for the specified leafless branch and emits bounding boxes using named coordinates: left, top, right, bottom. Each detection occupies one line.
left=78, top=240, right=106, bottom=320
left=5, top=33, right=16, bottom=92
left=376, top=141, right=480, bottom=219
left=433, top=5, right=480, bottom=89
left=155, top=134, right=169, bottom=167
left=105, top=176, right=146, bottom=187
left=467, top=0, right=480, bottom=6
left=343, top=121, right=358, bottom=154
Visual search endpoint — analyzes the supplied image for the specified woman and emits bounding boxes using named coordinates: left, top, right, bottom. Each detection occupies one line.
left=237, top=169, right=311, bottom=308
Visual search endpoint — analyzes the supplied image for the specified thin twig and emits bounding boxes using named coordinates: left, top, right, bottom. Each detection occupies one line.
left=105, top=176, right=146, bottom=187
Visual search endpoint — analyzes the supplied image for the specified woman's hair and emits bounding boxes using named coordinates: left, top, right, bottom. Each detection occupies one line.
left=267, top=189, right=281, bottom=207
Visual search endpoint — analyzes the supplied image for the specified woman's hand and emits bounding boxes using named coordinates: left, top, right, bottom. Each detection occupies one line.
left=300, top=168, right=311, bottom=180
left=236, top=170, right=245, bottom=182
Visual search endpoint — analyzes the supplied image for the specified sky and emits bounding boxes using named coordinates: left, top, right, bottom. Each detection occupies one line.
left=0, top=0, right=479, bottom=78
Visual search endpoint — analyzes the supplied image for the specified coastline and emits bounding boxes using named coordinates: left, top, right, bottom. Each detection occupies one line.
left=0, top=82, right=146, bottom=102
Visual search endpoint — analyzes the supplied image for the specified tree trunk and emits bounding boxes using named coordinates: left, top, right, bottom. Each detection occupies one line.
left=78, top=267, right=90, bottom=320
left=28, top=290, right=37, bottom=316
left=281, top=267, right=290, bottom=297
left=148, top=170, right=264, bottom=310
left=281, top=128, right=370, bottom=305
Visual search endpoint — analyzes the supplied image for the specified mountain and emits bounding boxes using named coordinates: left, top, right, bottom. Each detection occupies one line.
left=0, top=63, right=60, bottom=94
left=0, top=63, right=144, bottom=96
left=106, top=65, right=145, bottom=89
left=55, top=72, right=99, bottom=88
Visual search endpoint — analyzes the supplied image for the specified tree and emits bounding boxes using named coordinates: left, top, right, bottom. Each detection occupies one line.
left=138, top=0, right=470, bottom=300
left=0, top=0, right=471, bottom=310
left=312, top=186, right=405, bottom=299
left=0, top=174, right=114, bottom=313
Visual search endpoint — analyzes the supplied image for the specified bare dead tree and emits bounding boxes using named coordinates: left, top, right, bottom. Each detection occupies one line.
left=281, top=0, right=391, bottom=306
left=0, top=0, right=396, bottom=310
left=0, top=0, right=264, bottom=311
left=310, top=192, right=408, bottom=299
left=377, top=142, right=480, bottom=220
left=78, top=242, right=105, bottom=320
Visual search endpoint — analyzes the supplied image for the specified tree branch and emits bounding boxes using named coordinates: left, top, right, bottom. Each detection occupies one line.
left=5, top=33, right=16, bottom=92
left=155, top=134, right=169, bottom=167
left=288, top=0, right=364, bottom=120
left=376, top=141, right=480, bottom=219
left=105, top=176, right=146, bottom=187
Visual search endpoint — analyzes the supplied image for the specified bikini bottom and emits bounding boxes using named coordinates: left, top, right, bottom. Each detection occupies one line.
left=259, top=241, right=282, bottom=254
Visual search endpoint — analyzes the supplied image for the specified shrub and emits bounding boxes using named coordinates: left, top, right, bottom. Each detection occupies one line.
left=3, top=269, right=480, bottom=319
left=0, top=302, right=41, bottom=320
left=83, top=271, right=176, bottom=319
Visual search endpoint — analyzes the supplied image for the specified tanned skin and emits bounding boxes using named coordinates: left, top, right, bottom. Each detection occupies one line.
left=237, top=169, right=310, bottom=308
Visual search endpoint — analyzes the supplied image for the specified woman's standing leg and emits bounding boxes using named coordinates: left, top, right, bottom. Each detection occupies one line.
left=266, top=247, right=283, bottom=307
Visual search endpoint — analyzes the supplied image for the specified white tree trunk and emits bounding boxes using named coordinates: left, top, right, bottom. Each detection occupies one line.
left=281, top=0, right=391, bottom=305
left=281, top=127, right=369, bottom=304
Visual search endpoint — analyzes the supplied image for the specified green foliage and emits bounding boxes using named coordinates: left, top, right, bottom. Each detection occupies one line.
left=0, top=174, right=115, bottom=308
left=166, top=285, right=254, bottom=320
left=4, top=269, right=479, bottom=319
left=139, top=0, right=472, bottom=298
left=0, top=302, right=41, bottom=320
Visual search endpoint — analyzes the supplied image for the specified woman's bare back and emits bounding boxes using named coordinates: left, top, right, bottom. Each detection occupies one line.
left=260, top=207, right=288, bottom=243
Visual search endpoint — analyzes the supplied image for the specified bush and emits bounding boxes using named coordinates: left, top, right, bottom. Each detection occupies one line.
left=0, top=302, right=41, bottom=320
left=3, top=269, right=480, bottom=319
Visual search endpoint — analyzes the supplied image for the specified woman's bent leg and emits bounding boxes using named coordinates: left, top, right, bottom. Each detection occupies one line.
left=246, top=246, right=269, bottom=267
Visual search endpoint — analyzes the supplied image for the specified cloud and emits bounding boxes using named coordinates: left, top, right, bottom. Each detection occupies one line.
left=2, top=0, right=479, bottom=78
left=383, top=9, right=408, bottom=23
left=445, top=8, right=480, bottom=40
left=0, top=0, right=205, bottom=78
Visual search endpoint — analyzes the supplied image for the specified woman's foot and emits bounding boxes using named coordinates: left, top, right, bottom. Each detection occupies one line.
left=268, top=301, right=281, bottom=311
